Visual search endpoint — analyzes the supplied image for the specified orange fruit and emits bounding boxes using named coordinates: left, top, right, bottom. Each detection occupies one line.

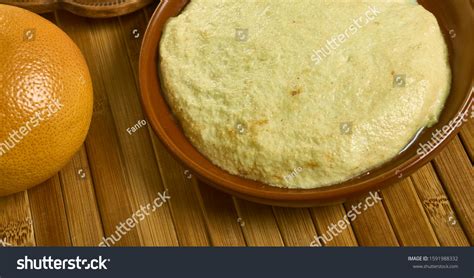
left=0, top=5, right=93, bottom=196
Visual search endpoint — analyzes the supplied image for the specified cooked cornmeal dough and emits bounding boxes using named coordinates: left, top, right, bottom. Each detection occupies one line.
left=160, top=0, right=451, bottom=188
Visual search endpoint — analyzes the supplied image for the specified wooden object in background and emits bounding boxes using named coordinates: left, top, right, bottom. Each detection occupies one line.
left=0, top=0, right=154, bottom=18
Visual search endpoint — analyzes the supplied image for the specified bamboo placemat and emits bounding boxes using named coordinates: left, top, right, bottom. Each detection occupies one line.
left=0, top=2, right=472, bottom=247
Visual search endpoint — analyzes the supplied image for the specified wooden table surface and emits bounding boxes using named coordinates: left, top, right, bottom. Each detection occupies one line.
left=0, top=2, right=473, bottom=247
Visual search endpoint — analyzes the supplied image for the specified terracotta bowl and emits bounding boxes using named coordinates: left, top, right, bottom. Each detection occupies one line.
left=139, top=0, right=473, bottom=207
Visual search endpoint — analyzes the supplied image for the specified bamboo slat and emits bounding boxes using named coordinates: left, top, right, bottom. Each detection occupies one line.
left=460, top=120, right=474, bottom=161
left=344, top=192, right=399, bottom=246
left=28, top=175, right=71, bottom=246
left=382, top=179, right=439, bottom=246
left=78, top=15, right=179, bottom=246
left=234, top=199, right=285, bottom=246
left=119, top=10, right=210, bottom=246
left=59, top=147, right=105, bottom=246
left=0, top=192, right=35, bottom=246
left=410, top=163, right=469, bottom=246
left=118, top=11, right=147, bottom=81
left=433, top=137, right=474, bottom=244
left=310, top=205, right=358, bottom=246
left=56, top=12, right=148, bottom=246
left=196, top=182, right=247, bottom=246
left=40, top=12, right=104, bottom=247
left=272, top=207, right=318, bottom=246
left=150, top=137, right=210, bottom=246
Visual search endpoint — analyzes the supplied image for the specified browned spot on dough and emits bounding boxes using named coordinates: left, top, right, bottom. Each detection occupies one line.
left=227, top=128, right=237, bottom=138
left=324, top=153, right=334, bottom=162
left=254, top=119, right=269, bottom=126
left=291, top=88, right=302, bottom=96
left=305, top=161, right=320, bottom=168
left=272, top=175, right=284, bottom=181
left=241, top=119, right=270, bottom=136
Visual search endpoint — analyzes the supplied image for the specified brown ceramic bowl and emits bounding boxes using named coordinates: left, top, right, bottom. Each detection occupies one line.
left=139, top=0, right=473, bottom=207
